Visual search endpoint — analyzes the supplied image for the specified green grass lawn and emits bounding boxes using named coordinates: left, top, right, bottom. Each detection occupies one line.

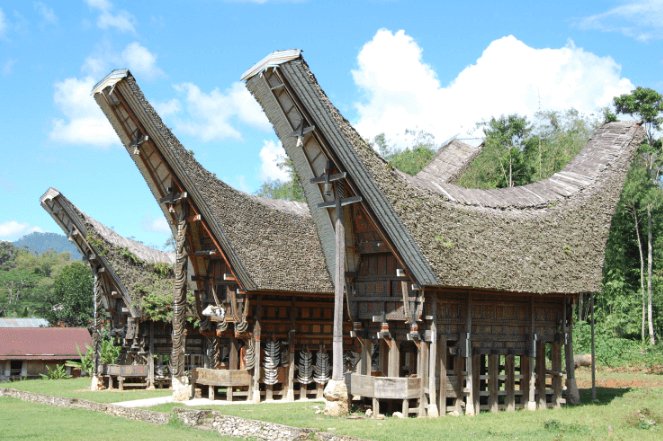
left=5, top=377, right=171, bottom=403
left=3, top=369, right=663, bottom=440
left=0, top=396, right=232, bottom=441
left=152, top=368, right=663, bottom=441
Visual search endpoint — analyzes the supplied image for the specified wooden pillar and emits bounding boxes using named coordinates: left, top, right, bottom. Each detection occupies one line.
left=552, top=342, right=562, bottom=407
left=252, top=320, right=261, bottom=403
left=505, top=354, right=515, bottom=411
left=229, top=338, right=239, bottom=370
left=520, top=355, right=529, bottom=409
left=488, top=354, right=498, bottom=412
left=286, top=331, right=295, bottom=401
left=359, top=338, right=371, bottom=375
left=537, top=340, right=547, bottom=408
left=465, top=293, right=476, bottom=415
left=453, top=353, right=463, bottom=415
left=387, top=339, right=400, bottom=377
left=171, top=205, right=189, bottom=400
left=438, top=338, right=448, bottom=416
left=147, top=321, right=155, bottom=390
left=428, top=305, right=440, bottom=417
left=418, top=340, right=429, bottom=416
left=564, top=297, right=580, bottom=404
left=472, top=354, right=480, bottom=414
left=331, top=211, right=345, bottom=382
left=527, top=297, right=537, bottom=411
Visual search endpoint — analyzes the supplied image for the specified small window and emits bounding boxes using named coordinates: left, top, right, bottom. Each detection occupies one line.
left=10, top=360, right=22, bottom=376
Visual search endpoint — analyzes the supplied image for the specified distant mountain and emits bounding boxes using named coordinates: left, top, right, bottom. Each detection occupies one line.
left=13, top=232, right=82, bottom=259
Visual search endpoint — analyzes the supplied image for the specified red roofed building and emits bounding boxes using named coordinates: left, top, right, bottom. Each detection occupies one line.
left=0, top=327, right=92, bottom=380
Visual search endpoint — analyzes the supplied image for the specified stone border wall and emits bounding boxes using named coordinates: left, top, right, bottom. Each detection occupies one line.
left=0, top=388, right=363, bottom=441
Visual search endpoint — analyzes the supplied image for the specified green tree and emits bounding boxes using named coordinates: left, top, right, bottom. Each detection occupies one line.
left=613, top=87, right=663, bottom=345
left=44, top=261, right=93, bottom=327
left=0, top=241, right=18, bottom=271
left=371, top=129, right=437, bottom=175
left=256, top=158, right=305, bottom=202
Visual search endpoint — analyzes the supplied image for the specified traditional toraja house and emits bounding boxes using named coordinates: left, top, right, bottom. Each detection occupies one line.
left=0, top=327, right=91, bottom=381
left=92, top=71, right=340, bottom=402
left=243, top=50, right=645, bottom=416
left=41, top=188, right=176, bottom=389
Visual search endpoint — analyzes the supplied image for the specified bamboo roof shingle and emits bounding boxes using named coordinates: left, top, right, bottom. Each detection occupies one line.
left=244, top=51, right=645, bottom=295
left=93, top=71, right=333, bottom=295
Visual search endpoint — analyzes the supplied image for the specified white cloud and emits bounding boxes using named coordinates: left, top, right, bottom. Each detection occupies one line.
left=352, top=30, right=634, bottom=149
left=579, top=0, right=663, bottom=41
left=143, top=216, right=171, bottom=234
left=84, top=42, right=162, bottom=79
left=0, top=221, right=43, bottom=241
left=154, top=98, right=180, bottom=117
left=86, top=0, right=135, bottom=33
left=0, top=8, right=7, bottom=37
left=34, top=2, right=58, bottom=24
left=121, top=42, right=163, bottom=79
left=259, top=140, right=289, bottom=182
left=49, top=76, right=118, bottom=147
left=172, top=81, right=270, bottom=142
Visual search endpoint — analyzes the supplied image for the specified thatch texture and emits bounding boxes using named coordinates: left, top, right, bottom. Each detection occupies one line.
left=93, top=72, right=333, bottom=294
left=40, top=188, right=174, bottom=315
left=245, top=54, right=645, bottom=295
left=410, top=139, right=482, bottom=185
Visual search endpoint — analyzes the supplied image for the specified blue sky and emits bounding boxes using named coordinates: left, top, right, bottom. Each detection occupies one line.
left=1, top=0, right=661, bottom=249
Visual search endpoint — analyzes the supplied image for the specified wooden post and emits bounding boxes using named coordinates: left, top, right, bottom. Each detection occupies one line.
left=453, top=353, right=463, bottom=415
left=229, top=337, right=239, bottom=370
left=286, top=331, right=295, bottom=401
left=564, top=297, right=580, bottom=404
left=520, top=355, right=529, bottom=409
left=488, top=354, right=498, bottom=412
left=527, top=297, right=537, bottom=411
left=252, top=320, right=261, bottom=403
left=147, top=321, right=155, bottom=390
left=438, top=337, right=448, bottom=416
left=465, top=294, right=476, bottom=416
left=418, top=339, right=429, bottom=416
left=505, top=354, right=515, bottom=411
left=360, top=338, right=371, bottom=375
left=552, top=342, right=562, bottom=407
left=91, top=268, right=103, bottom=391
left=388, top=339, right=400, bottom=377
left=537, top=340, right=547, bottom=408
left=171, top=205, right=189, bottom=400
left=472, top=354, right=480, bottom=414
left=428, top=301, right=440, bottom=417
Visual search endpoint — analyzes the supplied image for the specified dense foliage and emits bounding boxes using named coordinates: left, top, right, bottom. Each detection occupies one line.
left=0, top=242, right=74, bottom=319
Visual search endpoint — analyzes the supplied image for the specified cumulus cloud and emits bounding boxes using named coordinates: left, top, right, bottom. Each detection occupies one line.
left=83, top=41, right=162, bottom=79
left=34, top=2, right=58, bottom=24
left=49, top=76, right=118, bottom=147
left=86, top=0, right=135, bottom=33
left=352, top=30, right=634, bottom=149
left=172, top=81, right=270, bottom=141
left=0, top=221, right=43, bottom=241
left=259, top=140, right=289, bottom=182
left=579, top=0, right=663, bottom=41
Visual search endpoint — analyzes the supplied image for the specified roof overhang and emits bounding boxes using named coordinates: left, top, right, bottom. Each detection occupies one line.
left=241, top=49, right=302, bottom=81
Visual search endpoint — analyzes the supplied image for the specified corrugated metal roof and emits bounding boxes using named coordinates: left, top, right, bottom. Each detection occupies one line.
left=0, top=318, right=49, bottom=328
left=0, top=327, right=92, bottom=360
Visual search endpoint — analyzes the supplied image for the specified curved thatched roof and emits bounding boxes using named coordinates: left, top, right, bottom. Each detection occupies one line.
left=40, top=188, right=174, bottom=316
left=409, top=139, right=482, bottom=185
left=244, top=51, right=645, bottom=295
left=93, top=71, right=333, bottom=294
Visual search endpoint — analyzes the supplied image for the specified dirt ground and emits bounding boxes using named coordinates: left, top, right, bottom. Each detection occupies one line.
left=575, top=366, right=663, bottom=389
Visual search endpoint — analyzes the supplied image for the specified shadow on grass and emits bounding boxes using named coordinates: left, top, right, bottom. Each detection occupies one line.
left=576, top=386, right=631, bottom=406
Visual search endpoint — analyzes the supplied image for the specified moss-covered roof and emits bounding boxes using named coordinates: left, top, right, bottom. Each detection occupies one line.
left=245, top=52, right=645, bottom=295
left=93, top=71, right=333, bottom=294
left=40, top=188, right=174, bottom=317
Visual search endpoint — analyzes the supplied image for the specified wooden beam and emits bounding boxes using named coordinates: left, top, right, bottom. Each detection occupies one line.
left=488, top=354, right=498, bottom=412
left=505, top=354, right=515, bottom=411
